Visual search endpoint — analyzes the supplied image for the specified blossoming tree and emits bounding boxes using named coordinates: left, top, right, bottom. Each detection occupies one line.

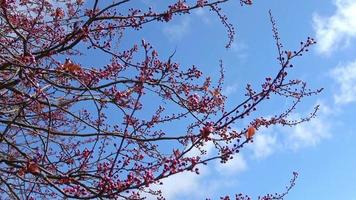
left=0, top=0, right=321, bottom=199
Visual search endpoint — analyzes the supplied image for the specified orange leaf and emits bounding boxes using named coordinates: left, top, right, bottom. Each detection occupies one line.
left=27, top=162, right=41, bottom=175
left=63, top=59, right=81, bottom=73
left=287, top=51, right=292, bottom=59
left=17, top=168, right=25, bottom=177
left=58, top=177, right=73, bottom=184
left=246, top=126, right=256, bottom=139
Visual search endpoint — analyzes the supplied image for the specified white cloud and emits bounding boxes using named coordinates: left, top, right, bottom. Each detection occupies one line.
left=250, top=131, right=277, bottom=159
left=230, top=41, right=247, bottom=52
left=331, top=60, right=356, bottom=104
left=154, top=167, right=209, bottom=200
left=147, top=142, right=218, bottom=200
left=194, top=8, right=205, bottom=16
left=185, top=141, right=215, bottom=158
left=245, top=101, right=333, bottom=154
left=162, top=7, right=223, bottom=41
left=194, top=8, right=211, bottom=24
left=215, top=154, right=247, bottom=176
left=313, top=0, right=356, bottom=54
left=163, top=17, right=191, bottom=41
left=149, top=154, right=244, bottom=200
left=230, top=41, right=248, bottom=62
left=223, top=83, right=239, bottom=97
left=286, top=117, right=331, bottom=150
left=284, top=102, right=332, bottom=150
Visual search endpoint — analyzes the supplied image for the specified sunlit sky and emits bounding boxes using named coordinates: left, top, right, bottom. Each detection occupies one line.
left=119, top=0, right=356, bottom=199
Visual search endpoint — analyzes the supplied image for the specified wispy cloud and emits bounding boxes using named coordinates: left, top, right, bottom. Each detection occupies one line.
left=148, top=140, right=246, bottom=199
left=230, top=41, right=248, bottom=62
left=146, top=141, right=211, bottom=199
left=284, top=102, right=332, bottom=150
left=223, top=83, right=239, bottom=97
left=330, top=60, right=356, bottom=104
left=313, top=0, right=356, bottom=55
left=286, top=117, right=331, bottom=150
left=215, top=154, right=247, bottom=176
left=151, top=150, right=245, bottom=199
left=155, top=167, right=209, bottom=200
left=163, top=17, right=191, bottom=41
left=246, top=101, right=333, bottom=157
left=194, top=8, right=211, bottom=24
left=250, top=129, right=277, bottom=159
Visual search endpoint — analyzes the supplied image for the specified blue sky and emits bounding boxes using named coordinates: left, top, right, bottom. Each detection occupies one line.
left=123, top=0, right=356, bottom=199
